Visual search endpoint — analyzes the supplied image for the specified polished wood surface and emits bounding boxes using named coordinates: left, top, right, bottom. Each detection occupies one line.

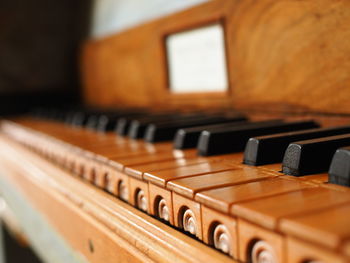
left=167, top=168, right=276, bottom=199
left=232, top=187, right=350, bottom=230
left=287, top=237, right=347, bottom=263
left=195, top=177, right=311, bottom=214
left=144, top=160, right=238, bottom=188
left=82, top=0, right=350, bottom=115
left=238, top=219, right=285, bottom=263
left=201, top=206, right=237, bottom=257
left=280, top=203, right=350, bottom=249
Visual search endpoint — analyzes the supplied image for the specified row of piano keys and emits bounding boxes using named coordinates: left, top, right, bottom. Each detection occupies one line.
left=2, top=107, right=350, bottom=263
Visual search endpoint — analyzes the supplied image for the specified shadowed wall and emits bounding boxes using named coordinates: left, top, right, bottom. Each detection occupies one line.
left=0, top=0, right=92, bottom=114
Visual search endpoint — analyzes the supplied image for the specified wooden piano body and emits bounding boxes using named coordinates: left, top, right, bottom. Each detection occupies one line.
left=1, top=0, right=350, bottom=262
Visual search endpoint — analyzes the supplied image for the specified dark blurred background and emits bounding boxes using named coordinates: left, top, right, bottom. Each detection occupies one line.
left=0, top=0, right=93, bottom=115
left=0, top=2, right=93, bottom=261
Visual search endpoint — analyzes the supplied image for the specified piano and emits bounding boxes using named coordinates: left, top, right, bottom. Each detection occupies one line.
left=1, top=1, right=350, bottom=263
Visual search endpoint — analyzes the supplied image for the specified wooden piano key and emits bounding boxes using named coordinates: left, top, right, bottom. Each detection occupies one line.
left=74, top=140, right=129, bottom=152
left=72, top=154, right=86, bottom=176
left=43, top=130, right=118, bottom=147
left=231, top=187, right=350, bottom=230
left=280, top=203, right=350, bottom=250
left=104, top=141, right=174, bottom=156
left=5, top=121, right=157, bottom=161
left=299, top=173, right=329, bottom=184
left=145, top=157, right=255, bottom=224
left=172, top=192, right=203, bottom=240
left=287, top=237, right=348, bottom=263
left=104, top=166, right=130, bottom=202
left=81, top=158, right=101, bottom=182
left=108, top=150, right=171, bottom=169
left=201, top=205, right=238, bottom=258
left=238, top=219, right=284, bottom=263
left=75, top=133, right=142, bottom=147
left=143, top=160, right=239, bottom=187
left=68, top=150, right=88, bottom=175
left=94, top=163, right=111, bottom=188
left=80, top=143, right=156, bottom=159
left=257, top=163, right=282, bottom=173
left=195, top=177, right=312, bottom=214
left=323, top=183, right=350, bottom=194
left=99, top=149, right=162, bottom=164
left=125, top=157, right=208, bottom=180
left=167, top=168, right=277, bottom=199
left=129, top=177, right=151, bottom=213
left=149, top=183, right=174, bottom=224
left=31, top=123, right=171, bottom=157
left=109, top=148, right=197, bottom=171
left=83, top=156, right=111, bottom=183
left=206, top=153, right=244, bottom=163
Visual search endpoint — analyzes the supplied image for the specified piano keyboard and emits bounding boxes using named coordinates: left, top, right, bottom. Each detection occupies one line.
left=2, top=108, right=350, bottom=263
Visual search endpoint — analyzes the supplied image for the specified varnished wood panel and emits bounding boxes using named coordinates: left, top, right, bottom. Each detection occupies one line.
left=81, top=0, right=350, bottom=115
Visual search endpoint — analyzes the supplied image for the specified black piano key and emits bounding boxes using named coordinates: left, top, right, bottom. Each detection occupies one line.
left=282, top=134, right=350, bottom=176
left=96, top=112, right=135, bottom=132
left=55, top=112, right=67, bottom=122
left=243, top=125, right=350, bottom=166
left=44, top=108, right=60, bottom=121
left=97, top=115, right=119, bottom=132
left=85, top=109, right=142, bottom=131
left=62, top=106, right=91, bottom=126
left=115, top=112, right=152, bottom=136
left=30, top=108, right=45, bottom=119
left=127, top=113, right=205, bottom=139
left=197, top=120, right=319, bottom=156
left=173, top=119, right=284, bottom=150
left=115, top=117, right=130, bottom=135
left=64, top=111, right=77, bottom=125
left=86, top=115, right=100, bottom=130
left=127, top=116, right=176, bottom=139
left=70, top=111, right=87, bottom=126
left=72, top=108, right=102, bottom=128
left=144, top=115, right=247, bottom=143
left=329, top=147, right=350, bottom=187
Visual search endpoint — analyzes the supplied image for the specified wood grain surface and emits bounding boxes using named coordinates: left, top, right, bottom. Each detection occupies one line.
left=81, top=0, right=350, bottom=115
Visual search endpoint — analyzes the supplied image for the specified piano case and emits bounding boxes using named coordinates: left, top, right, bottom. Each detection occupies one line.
left=1, top=0, right=350, bottom=262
